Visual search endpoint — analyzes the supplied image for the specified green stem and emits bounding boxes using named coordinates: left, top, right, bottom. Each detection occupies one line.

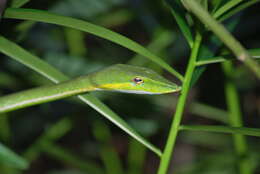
left=222, top=61, right=252, bottom=174
left=182, top=0, right=260, bottom=79
left=157, top=32, right=202, bottom=174
left=196, top=57, right=227, bottom=66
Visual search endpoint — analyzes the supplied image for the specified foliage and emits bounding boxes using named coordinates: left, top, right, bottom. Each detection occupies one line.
left=0, top=0, right=259, bottom=174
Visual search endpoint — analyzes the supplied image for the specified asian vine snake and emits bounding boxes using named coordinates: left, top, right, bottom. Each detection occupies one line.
left=0, top=64, right=181, bottom=113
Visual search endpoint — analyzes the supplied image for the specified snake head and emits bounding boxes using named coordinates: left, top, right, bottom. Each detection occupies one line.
left=91, top=64, right=181, bottom=94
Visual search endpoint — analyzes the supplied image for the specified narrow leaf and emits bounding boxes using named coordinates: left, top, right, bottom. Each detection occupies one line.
left=213, top=0, right=243, bottom=19
left=4, top=8, right=183, bottom=81
left=165, top=0, right=193, bottom=48
left=211, top=0, right=226, bottom=13
left=196, top=48, right=260, bottom=66
left=218, top=0, right=260, bottom=22
left=179, top=125, right=260, bottom=137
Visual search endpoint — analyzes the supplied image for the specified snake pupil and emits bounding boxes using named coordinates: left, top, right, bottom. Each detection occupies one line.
left=133, top=77, right=143, bottom=84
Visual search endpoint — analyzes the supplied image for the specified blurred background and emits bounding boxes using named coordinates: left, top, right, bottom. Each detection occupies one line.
left=0, top=0, right=260, bottom=174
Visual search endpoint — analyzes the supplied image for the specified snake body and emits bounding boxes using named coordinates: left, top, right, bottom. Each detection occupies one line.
left=0, top=64, right=181, bottom=113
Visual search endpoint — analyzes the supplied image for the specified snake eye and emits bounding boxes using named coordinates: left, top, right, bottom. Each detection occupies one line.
left=133, top=77, right=144, bottom=84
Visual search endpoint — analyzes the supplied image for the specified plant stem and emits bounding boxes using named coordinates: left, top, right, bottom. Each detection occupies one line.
left=157, top=32, right=202, bottom=174
left=222, top=61, right=252, bottom=174
left=196, top=57, right=227, bottom=66
left=182, top=0, right=260, bottom=79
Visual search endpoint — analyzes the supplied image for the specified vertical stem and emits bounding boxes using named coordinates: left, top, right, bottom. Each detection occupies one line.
left=157, top=32, right=202, bottom=174
left=222, top=61, right=252, bottom=174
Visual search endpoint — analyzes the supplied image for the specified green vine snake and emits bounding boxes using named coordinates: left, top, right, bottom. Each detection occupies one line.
left=0, top=64, right=181, bottom=113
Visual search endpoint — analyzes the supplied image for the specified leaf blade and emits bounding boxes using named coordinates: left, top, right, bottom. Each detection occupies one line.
left=4, top=8, right=183, bottom=81
left=165, top=0, right=194, bottom=48
left=213, top=0, right=243, bottom=19
left=179, top=125, right=260, bottom=137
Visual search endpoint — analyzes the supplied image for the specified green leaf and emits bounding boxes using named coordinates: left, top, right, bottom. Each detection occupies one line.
left=4, top=8, right=183, bottom=81
left=179, top=125, right=260, bottom=137
left=0, top=36, right=162, bottom=157
left=165, top=0, right=194, bottom=48
left=213, top=0, right=243, bottom=19
left=218, top=0, right=260, bottom=22
left=0, top=143, right=28, bottom=169
left=211, top=0, right=226, bottom=13
left=196, top=48, right=260, bottom=66
left=77, top=95, right=162, bottom=156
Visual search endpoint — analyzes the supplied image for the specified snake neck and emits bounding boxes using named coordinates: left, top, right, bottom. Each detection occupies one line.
left=0, top=75, right=95, bottom=113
